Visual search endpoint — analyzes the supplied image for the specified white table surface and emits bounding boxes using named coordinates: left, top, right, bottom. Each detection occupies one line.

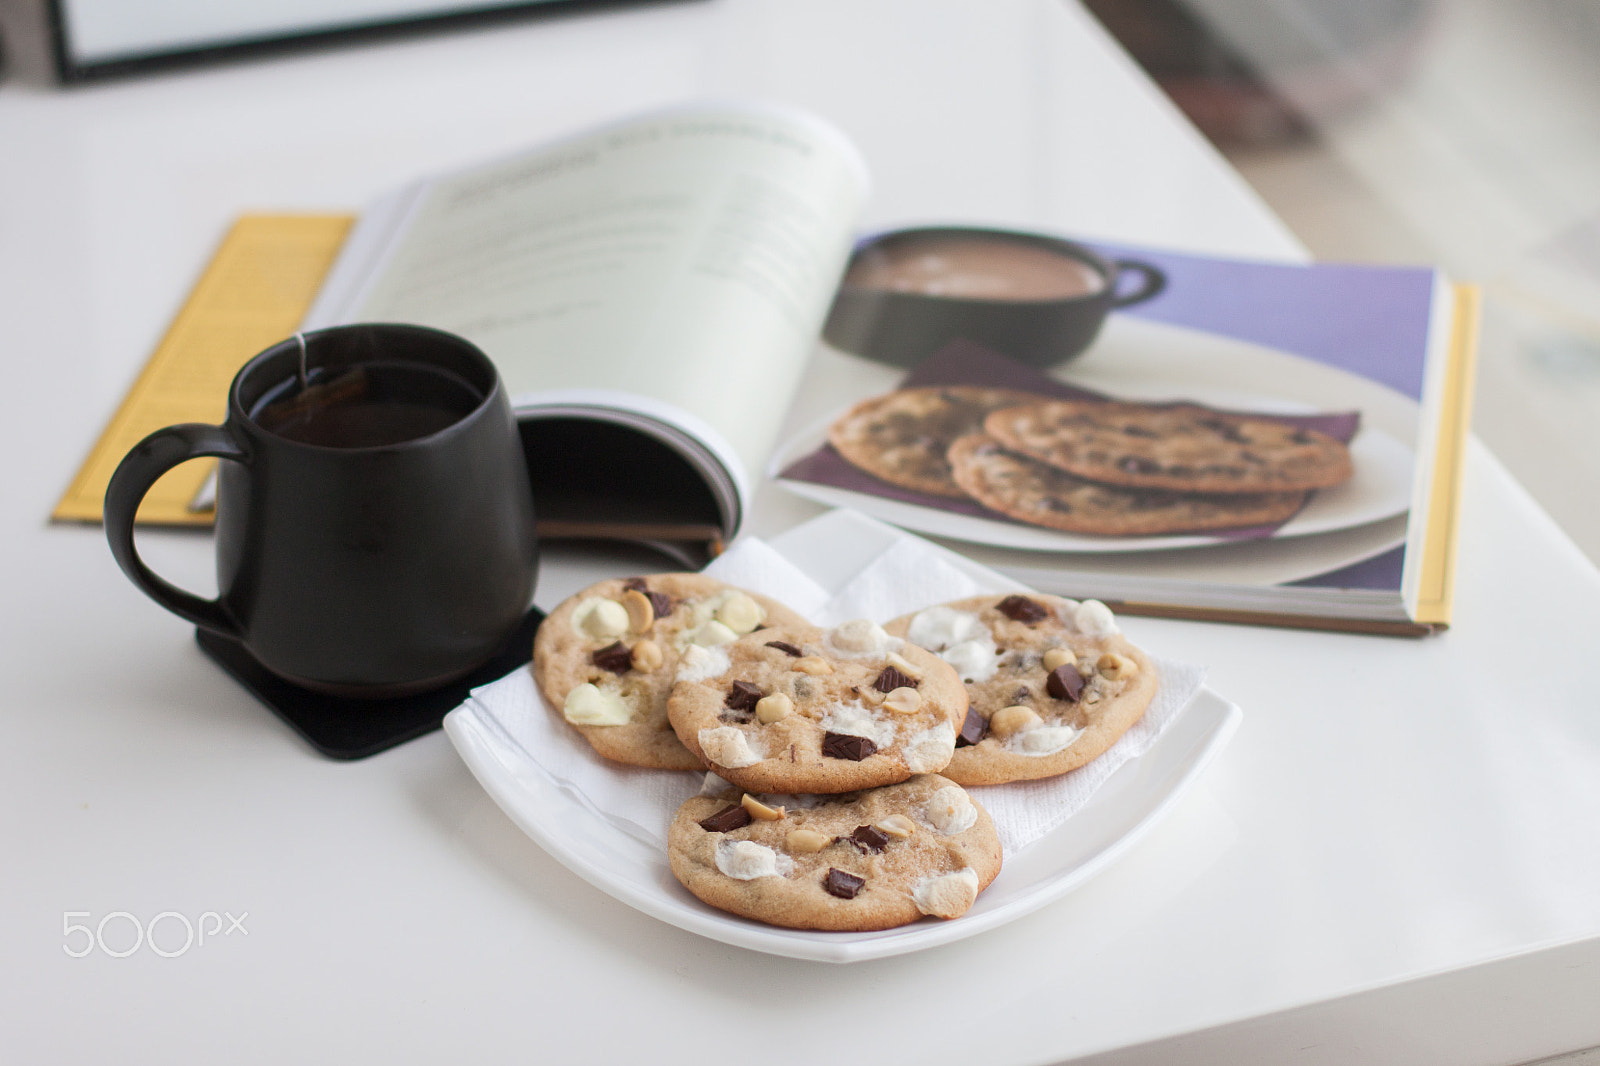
left=4, top=2, right=1600, bottom=1063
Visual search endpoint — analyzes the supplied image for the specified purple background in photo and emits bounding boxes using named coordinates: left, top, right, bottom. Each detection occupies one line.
left=1083, top=239, right=1438, bottom=401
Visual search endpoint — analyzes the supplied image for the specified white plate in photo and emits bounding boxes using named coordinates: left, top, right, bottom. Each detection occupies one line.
left=771, top=316, right=1420, bottom=554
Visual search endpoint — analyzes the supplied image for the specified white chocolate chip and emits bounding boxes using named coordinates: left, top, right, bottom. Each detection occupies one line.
left=676, top=644, right=730, bottom=682
left=698, top=726, right=763, bottom=768
left=1073, top=599, right=1120, bottom=638
left=1097, top=651, right=1137, bottom=680
left=621, top=589, right=655, bottom=633
left=713, top=592, right=765, bottom=636
left=785, top=828, right=829, bottom=854
left=990, top=705, right=1042, bottom=738
left=1042, top=647, right=1076, bottom=672
left=912, top=868, right=980, bottom=919
left=755, top=692, right=793, bottom=724
left=925, top=785, right=978, bottom=835
left=692, top=620, right=739, bottom=647
left=875, top=814, right=916, bottom=840
left=562, top=683, right=630, bottom=726
left=882, top=687, right=923, bottom=715
left=571, top=597, right=629, bottom=641
left=629, top=639, right=663, bottom=673
left=714, top=839, right=789, bottom=880
left=792, top=656, right=834, bottom=676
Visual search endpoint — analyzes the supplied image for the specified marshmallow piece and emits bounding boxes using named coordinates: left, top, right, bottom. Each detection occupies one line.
left=676, top=644, right=731, bottom=683
left=1073, top=599, right=1119, bottom=638
left=906, top=606, right=986, bottom=652
left=903, top=723, right=956, bottom=773
left=571, top=597, right=629, bottom=641
left=819, top=702, right=898, bottom=749
left=715, top=840, right=790, bottom=880
left=698, top=726, right=763, bottom=768
left=700, top=772, right=736, bottom=795
left=825, top=619, right=899, bottom=658
left=1011, top=724, right=1084, bottom=756
left=941, top=637, right=1001, bottom=683
left=925, top=785, right=978, bottom=835
left=562, top=683, right=630, bottom=726
left=912, top=868, right=980, bottom=919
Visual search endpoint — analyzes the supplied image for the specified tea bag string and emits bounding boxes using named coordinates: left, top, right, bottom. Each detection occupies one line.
left=295, top=332, right=309, bottom=392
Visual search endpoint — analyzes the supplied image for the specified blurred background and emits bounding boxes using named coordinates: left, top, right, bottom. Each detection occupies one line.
left=1085, top=0, right=1600, bottom=566
left=2, top=0, right=1597, bottom=564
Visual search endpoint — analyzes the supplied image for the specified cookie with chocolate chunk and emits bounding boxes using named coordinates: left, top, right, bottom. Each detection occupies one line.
left=984, top=399, right=1353, bottom=494
left=948, top=433, right=1307, bottom=535
left=533, top=574, right=808, bottom=770
left=828, top=386, right=1042, bottom=498
left=668, top=773, right=1002, bottom=930
left=884, top=593, right=1156, bottom=786
left=666, top=620, right=968, bottom=794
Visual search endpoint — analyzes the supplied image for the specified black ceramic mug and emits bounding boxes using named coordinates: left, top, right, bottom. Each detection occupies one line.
left=822, top=225, right=1166, bottom=369
left=105, top=324, right=538, bottom=697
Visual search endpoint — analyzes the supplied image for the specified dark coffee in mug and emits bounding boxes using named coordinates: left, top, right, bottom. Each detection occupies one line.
left=251, top=362, right=483, bottom=448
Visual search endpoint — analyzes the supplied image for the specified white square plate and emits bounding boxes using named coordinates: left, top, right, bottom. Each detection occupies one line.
left=444, top=510, right=1242, bottom=963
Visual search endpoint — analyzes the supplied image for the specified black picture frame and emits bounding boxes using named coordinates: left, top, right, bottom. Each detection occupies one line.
left=47, top=0, right=688, bottom=84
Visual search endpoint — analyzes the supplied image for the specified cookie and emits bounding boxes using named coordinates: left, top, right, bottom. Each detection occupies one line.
left=884, top=594, right=1156, bottom=786
left=668, top=773, right=1002, bottom=930
left=948, top=433, right=1307, bottom=535
left=666, top=620, right=969, bottom=794
left=533, top=574, right=809, bottom=770
left=828, top=386, right=1042, bottom=498
left=984, top=399, right=1353, bottom=494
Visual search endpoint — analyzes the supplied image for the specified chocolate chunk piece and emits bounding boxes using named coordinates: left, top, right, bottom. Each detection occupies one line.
left=848, top=825, right=891, bottom=853
left=821, top=732, right=878, bottom=761
left=1046, top=664, right=1084, bottom=702
left=724, top=681, right=764, bottom=713
left=765, top=640, right=804, bottom=657
left=995, top=595, right=1048, bottom=624
left=590, top=642, right=633, bottom=674
left=697, top=805, right=753, bottom=833
left=956, top=705, right=988, bottom=747
left=873, top=666, right=917, bottom=693
left=823, top=867, right=866, bottom=900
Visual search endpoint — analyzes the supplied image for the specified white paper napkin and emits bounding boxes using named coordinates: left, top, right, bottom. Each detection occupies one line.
left=455, top=532, right=1204, bottom=856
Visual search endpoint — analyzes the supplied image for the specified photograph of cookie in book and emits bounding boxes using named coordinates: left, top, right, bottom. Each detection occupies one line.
left=773, top=234, right=1475, bottom=634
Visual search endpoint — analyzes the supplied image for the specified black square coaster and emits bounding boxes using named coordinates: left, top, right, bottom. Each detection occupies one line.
left=196, top=607, right=544, bottom=760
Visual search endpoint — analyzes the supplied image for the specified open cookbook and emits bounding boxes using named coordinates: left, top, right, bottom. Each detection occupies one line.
left=67, top=99, right=1476, bottom=633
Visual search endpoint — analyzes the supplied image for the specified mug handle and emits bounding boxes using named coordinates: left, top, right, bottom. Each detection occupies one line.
left=1109, top=259, right=1167, bottom=307
left=105, top=423, right=248, bottom=638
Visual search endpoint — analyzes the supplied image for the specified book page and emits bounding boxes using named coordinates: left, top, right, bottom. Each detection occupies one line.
left=341, top=102, right=870, bottom=486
